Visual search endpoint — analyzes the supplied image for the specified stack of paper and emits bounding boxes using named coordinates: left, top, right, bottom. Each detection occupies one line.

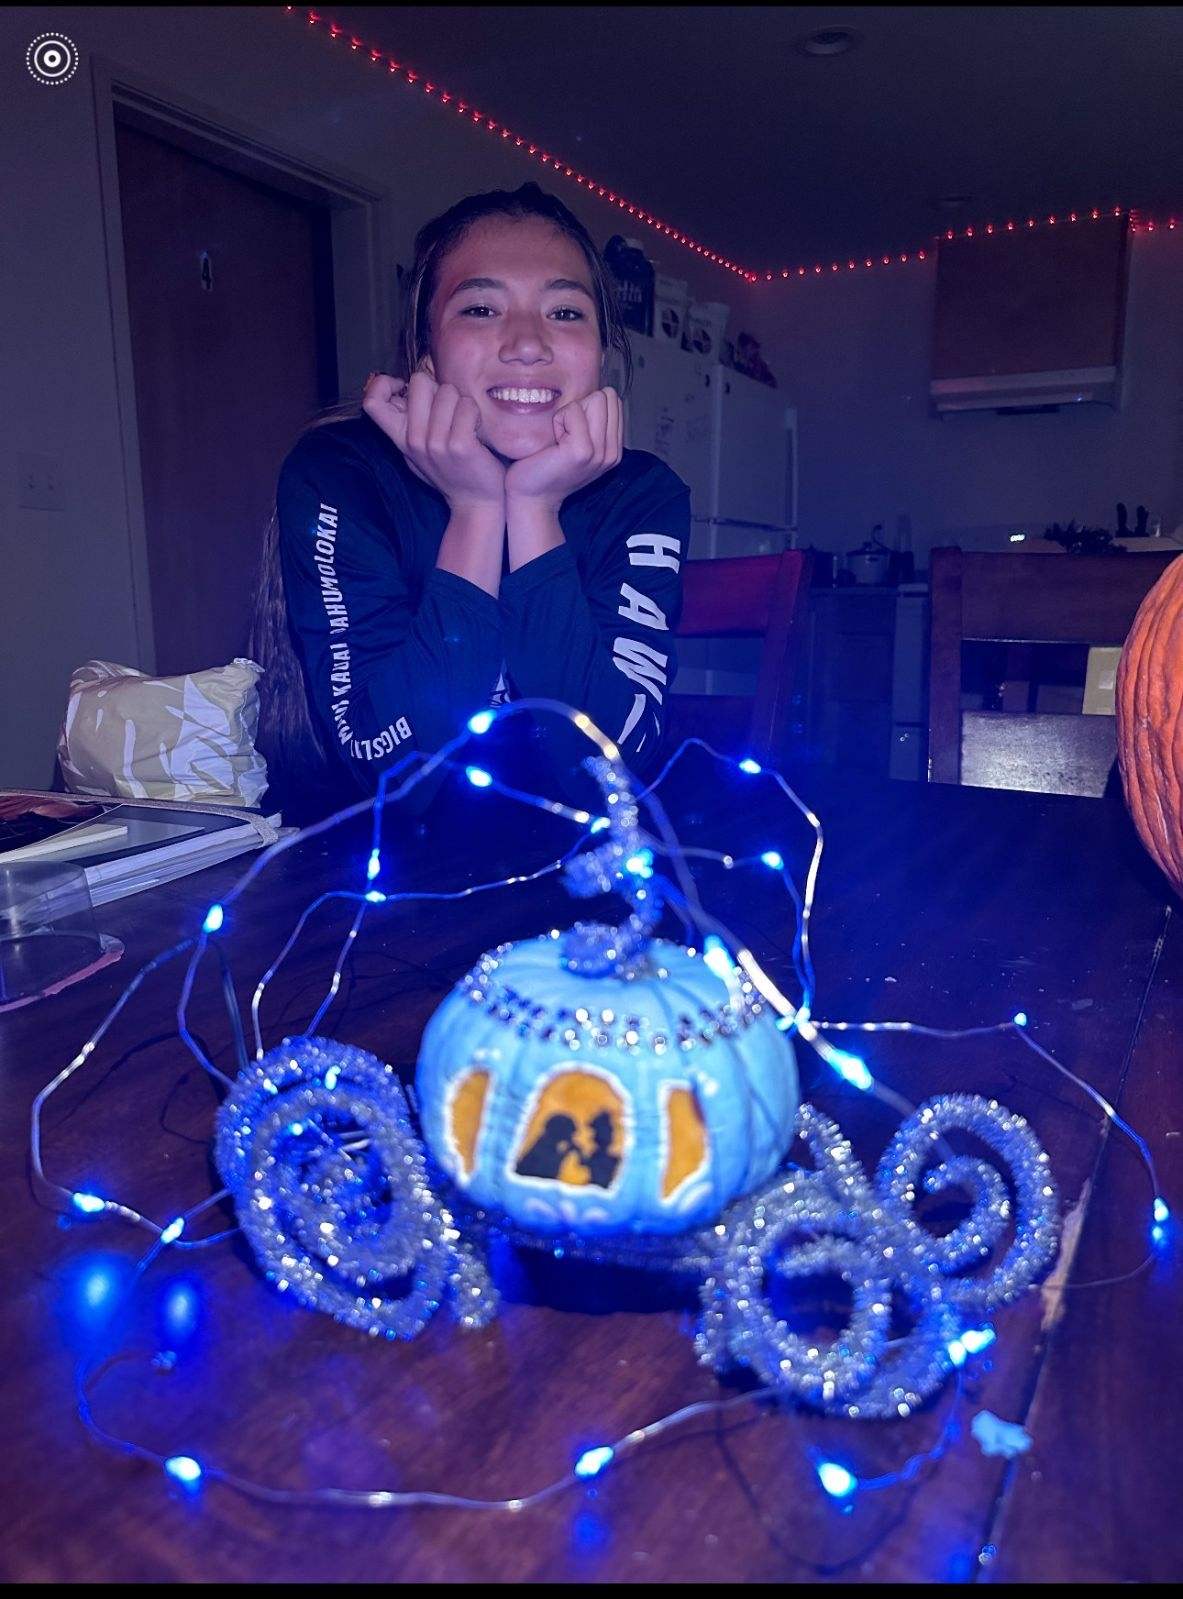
left=0, top=792, right=285, bottom=906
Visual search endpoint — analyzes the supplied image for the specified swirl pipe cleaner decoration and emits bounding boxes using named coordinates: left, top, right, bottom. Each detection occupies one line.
left=31, top=699, right=1170, bottom=1516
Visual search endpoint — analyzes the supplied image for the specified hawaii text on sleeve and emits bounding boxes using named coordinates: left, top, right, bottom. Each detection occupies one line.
left=275, top=415, right=690, bottom=789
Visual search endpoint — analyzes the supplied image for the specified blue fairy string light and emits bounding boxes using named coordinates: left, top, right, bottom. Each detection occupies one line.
left=34, top=704, right=1167, bottom=1269
left=813, top=1372, right=963, bottom=1501
left=28, top=700, right=1169, bottom=1521
left=807, top=1011, right=1168, bottom=1262
left=36, top=705, right=1164, bottom=1268
left=816, top=1460, right=858, bottom=1499
left=574, top=1446, right=615, bottom=1479
left=75, top=1233, right=972, bottom=1519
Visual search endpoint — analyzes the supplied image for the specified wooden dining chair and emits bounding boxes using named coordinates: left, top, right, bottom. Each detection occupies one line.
left=927, top=546, right=1179, bottom=794
left=665, top=550, right=812, bottom=765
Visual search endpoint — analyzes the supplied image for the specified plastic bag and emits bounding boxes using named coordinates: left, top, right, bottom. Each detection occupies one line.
left=57, top=657, right=268, bottom=807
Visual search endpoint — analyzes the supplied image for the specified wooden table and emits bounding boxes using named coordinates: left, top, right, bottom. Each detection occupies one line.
left=2, top=761, right=1180, bottom=1583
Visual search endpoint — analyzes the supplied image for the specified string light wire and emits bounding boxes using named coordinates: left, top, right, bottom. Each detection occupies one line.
left=30, top=937, right=197, bottom=1229
left=638, top=736, right=824, bottom=1015
left=37, top=704, right=1165, bottom=1257
left=73, top=1207, right=972, bottom=1516
left=28, top=701, right=1169, bottom=1516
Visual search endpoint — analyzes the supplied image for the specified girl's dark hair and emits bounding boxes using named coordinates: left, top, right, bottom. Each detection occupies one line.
left=248, top=181, right=633, bottom=804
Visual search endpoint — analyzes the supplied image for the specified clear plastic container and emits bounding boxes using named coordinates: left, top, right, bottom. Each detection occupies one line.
left=0, top=859, right=118, bottom=1007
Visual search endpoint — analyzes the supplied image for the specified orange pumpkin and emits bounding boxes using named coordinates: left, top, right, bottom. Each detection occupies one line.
left=1116, top=556, right=1183, bottom=894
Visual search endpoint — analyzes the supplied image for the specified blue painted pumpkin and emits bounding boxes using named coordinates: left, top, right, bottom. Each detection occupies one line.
left=416, top=934, right=798, bottom=1237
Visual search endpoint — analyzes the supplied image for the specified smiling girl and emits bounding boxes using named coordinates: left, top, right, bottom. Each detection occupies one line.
left=254, top=183, right=689, bottom=819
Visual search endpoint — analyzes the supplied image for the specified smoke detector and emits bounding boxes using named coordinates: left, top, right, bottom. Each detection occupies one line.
left=796, top=27, right=860, bottom=57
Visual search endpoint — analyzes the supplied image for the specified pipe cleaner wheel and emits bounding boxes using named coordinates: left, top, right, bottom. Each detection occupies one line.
left=697, top=1099, right=1060, bottom=1417
left=214, top=1037, right=497, bottom=1338
left=875, top=1094, right=1061, bottom=1314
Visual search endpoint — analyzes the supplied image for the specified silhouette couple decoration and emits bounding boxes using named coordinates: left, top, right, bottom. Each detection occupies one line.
left=515, top=1110, right=620, bottom=1189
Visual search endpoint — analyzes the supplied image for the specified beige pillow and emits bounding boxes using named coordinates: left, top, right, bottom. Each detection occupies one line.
left=58, top=657, right=268, bottom=807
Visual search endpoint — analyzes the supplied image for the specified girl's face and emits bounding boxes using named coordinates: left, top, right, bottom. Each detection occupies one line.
left=424, top=216, right=605, bottom=462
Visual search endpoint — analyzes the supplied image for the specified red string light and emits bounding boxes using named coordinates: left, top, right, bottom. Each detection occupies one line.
left=284, top=9, right=1180, bottom=289
left=283, top=6, right=759, bottom=277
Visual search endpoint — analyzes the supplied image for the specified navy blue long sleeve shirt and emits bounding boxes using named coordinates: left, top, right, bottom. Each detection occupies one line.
left=275, top=415, right=689, bottom=795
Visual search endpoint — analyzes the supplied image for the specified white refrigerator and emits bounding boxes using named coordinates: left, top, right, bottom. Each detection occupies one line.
left=612, top=334, right=797, bottom=556
left=610, top=335, right=798, bottom=690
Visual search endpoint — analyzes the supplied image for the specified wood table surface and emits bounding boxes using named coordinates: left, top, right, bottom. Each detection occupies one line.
left=2, top=756, right=1180, bottom=1584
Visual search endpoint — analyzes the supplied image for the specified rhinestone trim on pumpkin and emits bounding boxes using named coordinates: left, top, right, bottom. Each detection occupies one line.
left=459, top=942, right=767, bottom=1054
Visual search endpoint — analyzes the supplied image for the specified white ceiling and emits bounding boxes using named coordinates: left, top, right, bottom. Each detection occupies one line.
left=322, top=4, right=1183, bottom=271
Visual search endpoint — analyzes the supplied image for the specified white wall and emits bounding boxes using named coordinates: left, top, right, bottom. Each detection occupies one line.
left=757, top=230, right=1183, bottom=566
left=0, top=5, right=767, bottom=788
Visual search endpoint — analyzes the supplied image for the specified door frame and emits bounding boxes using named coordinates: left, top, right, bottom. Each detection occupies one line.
left=90, top=54, right=389, bottom=673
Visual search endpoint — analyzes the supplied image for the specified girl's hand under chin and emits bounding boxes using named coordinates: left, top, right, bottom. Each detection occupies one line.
left=362, top=371, right=506, bottom=515
left=504, top=387, right=624, bottom=511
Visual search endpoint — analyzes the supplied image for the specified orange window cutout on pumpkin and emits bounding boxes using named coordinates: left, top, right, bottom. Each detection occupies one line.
left=662, top=1086, right=708, bottom=1199
left=448, top=1068, right=491, bottom=1177
left=514, top=1071, right=626, bottom=1190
